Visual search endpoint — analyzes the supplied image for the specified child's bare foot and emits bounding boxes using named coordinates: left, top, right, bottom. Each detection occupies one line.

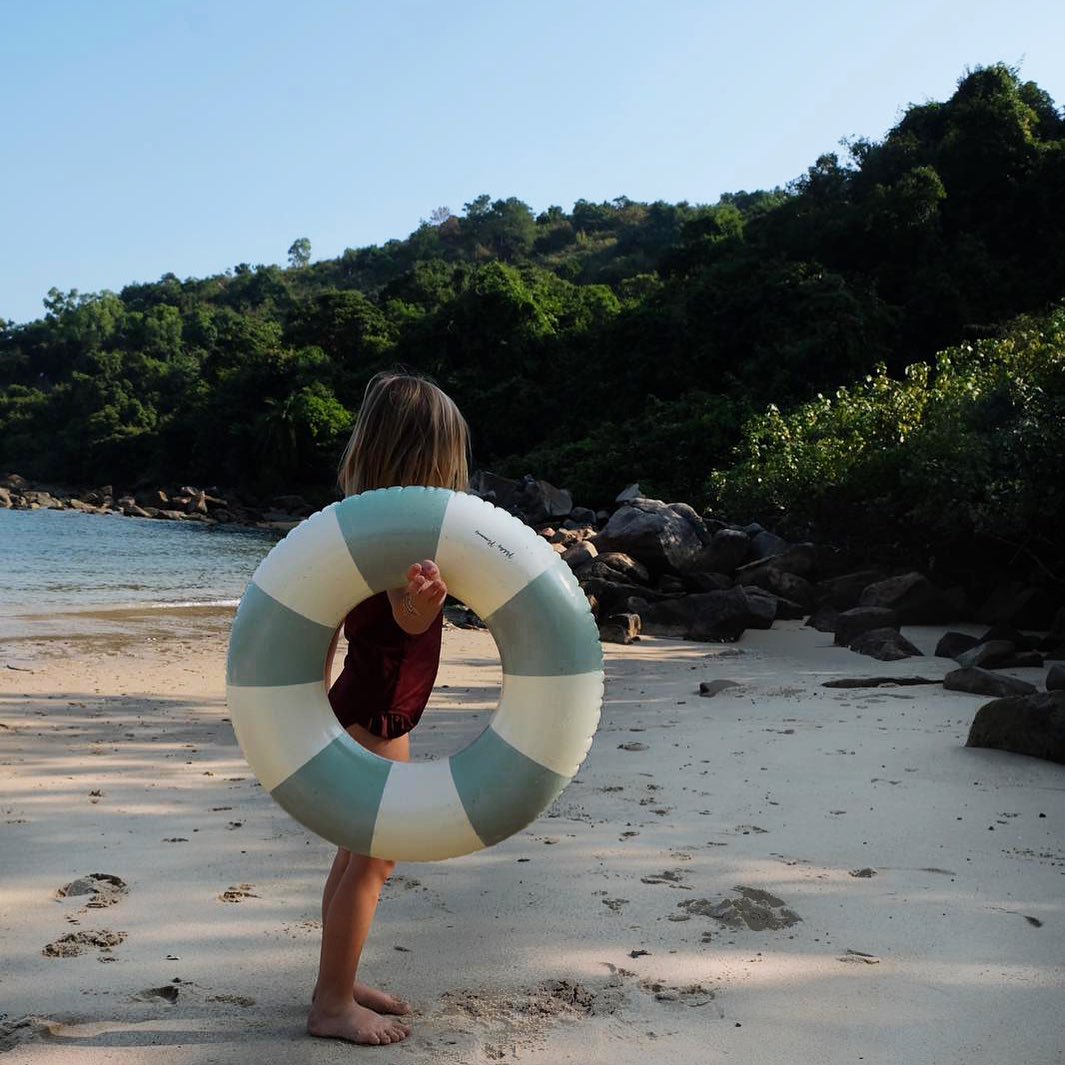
left=354, top=979, right=411, bottom=1016
left=307, top=1000, right=411, bottom=1045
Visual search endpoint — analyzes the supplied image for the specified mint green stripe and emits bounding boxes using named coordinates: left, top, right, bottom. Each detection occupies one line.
left=227, top=582, right=336, bottom=687
left=335, top=488, right=451, bottom=592
left=484, top=568, right=602, bottom=676
left=450, top=728, right=568, bottom=847
left=271, top=737, right=392, bottom=854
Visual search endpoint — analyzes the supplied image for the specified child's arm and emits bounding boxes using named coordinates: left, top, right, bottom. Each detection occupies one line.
left=388, top=560, right=447, bottom=635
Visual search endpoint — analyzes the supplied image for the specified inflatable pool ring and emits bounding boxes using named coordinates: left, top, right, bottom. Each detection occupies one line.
left=226, top=487, right=603, bottom=861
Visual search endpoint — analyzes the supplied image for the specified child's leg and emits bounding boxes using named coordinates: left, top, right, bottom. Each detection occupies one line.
left=307, top=725, right=412, bottom=1045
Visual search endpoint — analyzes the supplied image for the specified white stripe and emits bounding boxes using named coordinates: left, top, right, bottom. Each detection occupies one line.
left=434, top=492, right=558, bottom=620
left=251, top=504, right=373, bottom=627
left=227, top=683, right=342, bottom=792
left=370, top=760, right=485, bottom=861
left=490, top=671, right=604, bottom=778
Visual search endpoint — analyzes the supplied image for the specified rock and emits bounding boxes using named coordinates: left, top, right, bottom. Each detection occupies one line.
left=579, top=578, right=679, bottom=617
left=657, top=575, right=687, bottom=594
left=699, top=679, right=742, bottom=697
left=595, top=552, right=650, bottom=585
left=944, top=668, right=1038, bottom=698
left=965, top=690, right=1065, bottom=764
left=22, top=491, right=61, bottom=509
left=748, top=528, right=789, bottom=561
left=123, top=504, right=152, bottom=519
left=67, top=498, right=101, bottom=513
left=561, top=540, right=598, bottom=568
left=1047, top=665, right=1065, bottom=692
left=750, top=590, right=806, bottom=620
left=1043, top=608, right=1065, bottom=650
left=0, top=487, right=11, bottom=507
left=833, top=607, right=900, bottom=647
left=858, top=572, right=957, bottom=624
left=550, top=542, right=566, bottom=555
left=187, top=490, right=209, bottom=516
left=615, top=483, right=642, bottom=504
left=805, top=603, right=840, bottom=633
left=599, top=613, right=641, bottom=644
left=0, top=473, right=30, bottom=490
left=514, top=475, right=573, bottom=524
left=156, top=509, right=188, bottom=521
left=595, top=498, right=709, bottom=573
left=823, top=676, right=938, bottom=688
left=270, top=493, right=309, bottom=513
left=635, top=587, right=775, bottom=641
left=992, top=652, right=1045, bottom=670
left=976, top=582, right=1058, bottom=630
left=683, top=528, right=750, bottom=575
left=955, top=640, right=1017, bottom=669
left=848, top=627, right=922, bottom=661
left=468, top=470, right=522, bottom=510
left=815, top=569, right=886, bottom=611
left=980, top=625, right=1043, bottom=653
left=684, top=572, right=733, bottom=593
left=738, top=542, right=818, bottom=579
left=935, top=632, right=980, bottom=659
left=569, top=506, right=597, bottom=525
left=736, top=565, right=816, bottom=609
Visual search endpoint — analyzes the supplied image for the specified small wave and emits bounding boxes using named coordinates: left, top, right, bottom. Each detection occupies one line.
left=147, top=599, right=242, bottom=609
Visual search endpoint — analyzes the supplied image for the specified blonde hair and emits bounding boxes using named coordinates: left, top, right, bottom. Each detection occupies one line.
left=338, top=371, right=470, bottom=497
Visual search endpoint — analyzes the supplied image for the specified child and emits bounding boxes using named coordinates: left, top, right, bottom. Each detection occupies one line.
left=307, top=371, right=470, bottom=1046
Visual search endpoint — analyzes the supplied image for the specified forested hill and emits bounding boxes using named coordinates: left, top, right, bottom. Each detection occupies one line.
left=2, top=64, right=1063, bottom=521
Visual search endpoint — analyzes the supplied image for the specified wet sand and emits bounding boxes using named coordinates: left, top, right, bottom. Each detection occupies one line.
left=1, top=609, right=1064, bottom=1063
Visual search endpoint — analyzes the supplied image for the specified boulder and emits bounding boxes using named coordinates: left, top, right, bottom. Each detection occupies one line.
left=848, top=628, right=923, bottom=661
left=737, top=542, right=818, bottom=580
left=979, top=625, right=1043, bottom=653
left=0, top=487, right=11, bottom=507
left=965, top=690, right=1065, bottom=764
left=561, top=540, right=598, bottom=568
left=187, top=490, right=209, bottom=516
left=634, top=587, right=775, bottom=641
left=935, top=632, right=980, bottom=659
left=805, top=603, right=840, bottom=633
left=578, top=578, right=679, bottom=617
left=0, top=473, right=30, bottom=490
left=944, top=668, right=1038, bottom=699
left=1047, top=665, right=1065, bottom=692
left=657, top=575, right=687, bottom=594
left=595, top=498, right=710, bottom=573
left=955, top=640, right=1016, bottom=669
left=595, top=552, right=650, bottom=585
left=615, top=483, right=642, bottom=504
left=993, top=652, right=1045, bottom=669
left=123, top=504, right=152, bottom=519
left=814, top=569, right=886, bottom=611
left=468, top=470, right=523, bottom=511
left=599, top=613, right=641, bottom=645
left=747, top=527, right=789, bottom=561
left=858, top=572, right=958, bottom=624
left=513, top=475, right=572, bottom=524
left=683, top=528, right=750, bottom=575
left=684, top=572, right=733, bottom=593
left=736, top=565, right=816, bottom=609
left=570, top=506, right=597, bottom=525
left=833, top=607, right=900, bottom=647
left=976, top=582, right=1058, bottom=630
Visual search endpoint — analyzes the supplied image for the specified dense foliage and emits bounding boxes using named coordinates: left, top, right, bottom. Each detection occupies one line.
left=711, top=307, right=1065, bottom=579
left=1, top=64, right=1063, bottom=576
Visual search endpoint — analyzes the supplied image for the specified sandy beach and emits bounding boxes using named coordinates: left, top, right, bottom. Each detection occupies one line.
left=1, top=608, right=1063, bottom=1064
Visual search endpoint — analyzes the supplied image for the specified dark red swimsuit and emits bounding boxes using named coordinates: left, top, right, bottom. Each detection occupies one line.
left=327, top=592, right=443, bottom=739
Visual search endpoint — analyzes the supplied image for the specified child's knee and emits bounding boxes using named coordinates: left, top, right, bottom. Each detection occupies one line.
left=356, top=855, right=395, bottom=883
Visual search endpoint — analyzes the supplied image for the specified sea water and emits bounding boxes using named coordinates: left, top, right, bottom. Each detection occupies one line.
left=0, top=507, right=280, bottom=616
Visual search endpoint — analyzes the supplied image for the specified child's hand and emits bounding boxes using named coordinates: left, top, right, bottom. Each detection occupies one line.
left=397, top=559, right=447, bottom=632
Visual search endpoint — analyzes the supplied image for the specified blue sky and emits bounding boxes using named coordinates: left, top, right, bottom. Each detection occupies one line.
left=2, top=0, right=1062, bottom=324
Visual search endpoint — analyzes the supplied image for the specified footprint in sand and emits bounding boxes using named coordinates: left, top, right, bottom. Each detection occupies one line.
left=56, top=873, right=128, bottom=909
left=218, top=883, right=259, bottom=903
left=42, top=929, right=126, bottom=959
left=678, top=887, right=801, bottom=931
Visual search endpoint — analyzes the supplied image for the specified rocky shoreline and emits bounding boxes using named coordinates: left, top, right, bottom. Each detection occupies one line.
left=6, top=467, right=1063, bottom=763
left=0, top=473, right=315, bottom=531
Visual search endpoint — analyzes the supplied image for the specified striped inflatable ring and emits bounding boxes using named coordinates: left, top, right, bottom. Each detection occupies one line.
left=226, top=487, right=604, bottom=861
